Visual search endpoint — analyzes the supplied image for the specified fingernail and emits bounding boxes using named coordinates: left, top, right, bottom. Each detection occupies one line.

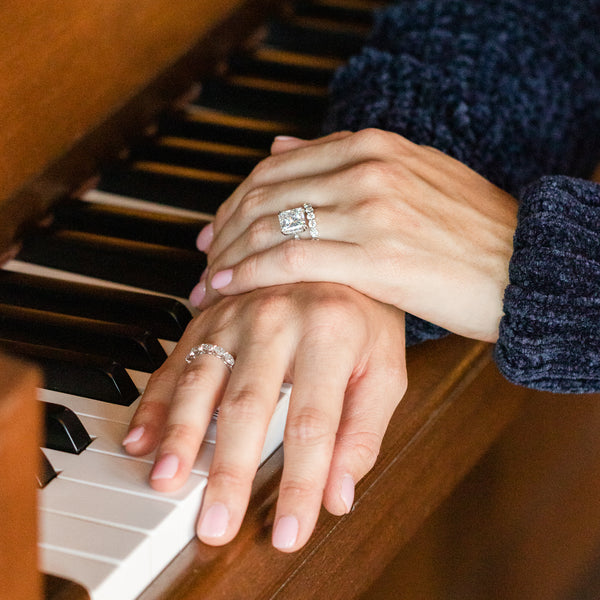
left=274, top=135, right=299, bottom=142
left=122, top=425, right=145, bottom=446
left=340, top=474, right=355, bottom=513
left=151, top=454, right=179, bottom=480
left=272, top=515, right=298, bottom=550
left=196, top=223, right=214, bottom=252
left=189, top=280, right=206, bottom=306
left=199, top=502, right=230, bottom=538
left=211, top=269, right=233, bottom=290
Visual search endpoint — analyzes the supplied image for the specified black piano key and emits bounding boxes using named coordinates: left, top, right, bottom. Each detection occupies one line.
left=293, top=0, right=377, bottom=26
left=264, top=18, right=367, bottom=59
left=97, top=166, right=238, bottom=214
left=130, top=139, right=266, bottom=177
left=16, top=230, right=205, bottom=298
left=228, top=49, right=340, bottom=87
left=0, top=270, right=191, bottom=341
left=38, top=450, right=58, bottom=488
left=194, top=77, right=329, bottom=123
left=0, top=339, right=139, bottom=405
left=52, top=198, right=207, bottom=250
left=157, top=109, right=306, bottom=150
left=43, top=401, right=92, bottom=454
left=0, top=303, right=166, bottom=372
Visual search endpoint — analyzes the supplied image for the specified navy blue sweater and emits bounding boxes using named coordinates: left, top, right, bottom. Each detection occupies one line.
left=323, top=0, right=600, bottom=393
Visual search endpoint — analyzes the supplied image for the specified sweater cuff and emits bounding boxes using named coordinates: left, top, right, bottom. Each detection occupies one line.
left=494, top=176, right=600, bottom=392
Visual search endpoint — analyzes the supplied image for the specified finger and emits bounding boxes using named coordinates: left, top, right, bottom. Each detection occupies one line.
left=271, top=334, right=355, bottom=552
left=207, top=166, right=351, bottom=265
left=270, top=130, right=353, bottom=155
left=197, top=240, right=369, bottom=310
left=149, top=340, right=235, bottom=493
left=322, top=340, right=407, bottom=516
left=211, top=130, right=373, bottom=240
left=196, top=329, right=290, bottom=545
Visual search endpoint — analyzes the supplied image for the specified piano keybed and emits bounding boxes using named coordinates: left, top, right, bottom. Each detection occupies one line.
left=1, top=2, right=380, bottom=598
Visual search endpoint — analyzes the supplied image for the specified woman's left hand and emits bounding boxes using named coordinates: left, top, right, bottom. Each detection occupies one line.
left=191, top=129, right=518, bottom=343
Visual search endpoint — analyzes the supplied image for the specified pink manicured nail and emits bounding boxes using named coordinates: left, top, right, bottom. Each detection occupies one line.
left=272, top=515, right=299, bottom=550
left=189, top=280, right=206, bottom=306
left=151, top=454, right=179, bottom=480
left=196, top=223, right=214, bottom=252
left=274, top=135, right=300, bottom=142
left=199, top=502, right=230, bottom=538
left=340, top=474, right=355, bottom=513
left=122, top=425, right=145, bottom=446
left=211, top=269, right=233, bottom=290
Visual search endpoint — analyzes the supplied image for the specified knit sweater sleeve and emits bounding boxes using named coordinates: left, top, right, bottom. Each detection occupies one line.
left=494, top=176, right=600, bottom=393
left=322, top=0, right=600, bottom=388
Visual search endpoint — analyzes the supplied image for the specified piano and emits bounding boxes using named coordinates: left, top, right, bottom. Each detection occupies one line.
left=2, top=2, right=600, bottom=599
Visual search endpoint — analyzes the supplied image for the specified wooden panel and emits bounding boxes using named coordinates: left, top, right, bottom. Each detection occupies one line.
left=0, top=0, right=243, bottom=205
left=133, top=335, right=526, bottom=600
left=0, top=353, right=42, bottom=600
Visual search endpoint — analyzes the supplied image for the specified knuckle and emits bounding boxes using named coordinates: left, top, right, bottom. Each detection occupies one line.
left=246, top=217, right=271, bottom=248
left=280, top=239, right=309, bottom=275
left=209, top=461, right=254, bottom=489
left=162, top=422, right=202, bottom=447
left=285, top=407, right=335, bottom=447
left=351, top=159, right=393, bottom=192
left=247, top=291, right=294, bottom=327
left=239, top=186, right=268, bottom=220
left=339, top=430, right=383, bottom=473
left=279, top=477, right=323, bottom=500
left=178, top=365, right=220, bottom=391
left=218, top=388, right=266, bottom=425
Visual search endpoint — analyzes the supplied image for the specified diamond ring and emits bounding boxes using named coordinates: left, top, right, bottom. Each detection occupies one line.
left=278, top=206, right=307, bottom=238
left=185, top=344, right=235, bottom=371
left=303, top=202, right=319, bottom=239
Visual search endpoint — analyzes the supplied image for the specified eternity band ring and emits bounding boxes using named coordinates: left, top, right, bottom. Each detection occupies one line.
left=185, top=343, right=235, bottom=371
left=278, top=204, right=319, bottom=239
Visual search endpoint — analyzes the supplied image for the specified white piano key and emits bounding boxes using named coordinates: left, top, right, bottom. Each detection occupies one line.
left=39, top=478, right=174, bottom=532
left=41, top=446, right=206, bottom=501
left=39, top=510, right=151, bottom=567
left=40, top=389, right=141, bottom=424
left=40, top=549, right=124, bottom=600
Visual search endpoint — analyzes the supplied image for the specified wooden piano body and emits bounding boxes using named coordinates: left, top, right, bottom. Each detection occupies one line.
left=2, top=2, right=600, bottom=599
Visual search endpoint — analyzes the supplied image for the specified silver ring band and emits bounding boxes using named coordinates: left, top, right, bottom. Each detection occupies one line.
left=185, top=343, right=235, bottom=371
left=303, top=202, right=319, bottom=239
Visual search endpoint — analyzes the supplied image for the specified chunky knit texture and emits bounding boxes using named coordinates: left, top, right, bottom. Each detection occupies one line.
left=323, top=0, right=600, bottom=391
left=495, top=177, right=600, bottom=392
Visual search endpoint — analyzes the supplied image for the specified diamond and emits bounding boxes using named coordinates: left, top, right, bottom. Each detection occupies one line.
left=278, top=207, right=307, bottom=236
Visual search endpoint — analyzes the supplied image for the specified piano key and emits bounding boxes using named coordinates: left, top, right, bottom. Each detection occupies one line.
left=43, top=401, right=92, bottom=454
left=0, top=303, right=167, bottom=373
left=97, top=164, right=239, bottom=213
left=130, top=137, right=266, bottom=177
left=38, top=450, right=58, bottom=488
left=194, top=75, right=329, bottom=123
left=52, top=197, right=207, bottom=250
left=16, top=229, right=205, bottom=298
left=158, top=106, right=304, bottom=149
left=264, top=16, right=367, bottom=58
left=229, top=46, right=342, bottom=86
left=0, top=269, right=192, bottom=341
left=293, top=0, right=378, bottom=26
left=39, top=511, right=153, bottom=593
left=0, top=340, right=140, bottom=405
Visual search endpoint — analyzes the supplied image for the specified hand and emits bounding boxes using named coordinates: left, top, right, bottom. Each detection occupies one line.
left=124, top=283, right=407, bottom=552
left=191, top=129, right=518, bottom=342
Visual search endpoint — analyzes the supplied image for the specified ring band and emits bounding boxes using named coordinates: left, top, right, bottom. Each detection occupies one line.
left=185, top=343, right=235, bottom=371
left=303, top=203, right=319, bottom=239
